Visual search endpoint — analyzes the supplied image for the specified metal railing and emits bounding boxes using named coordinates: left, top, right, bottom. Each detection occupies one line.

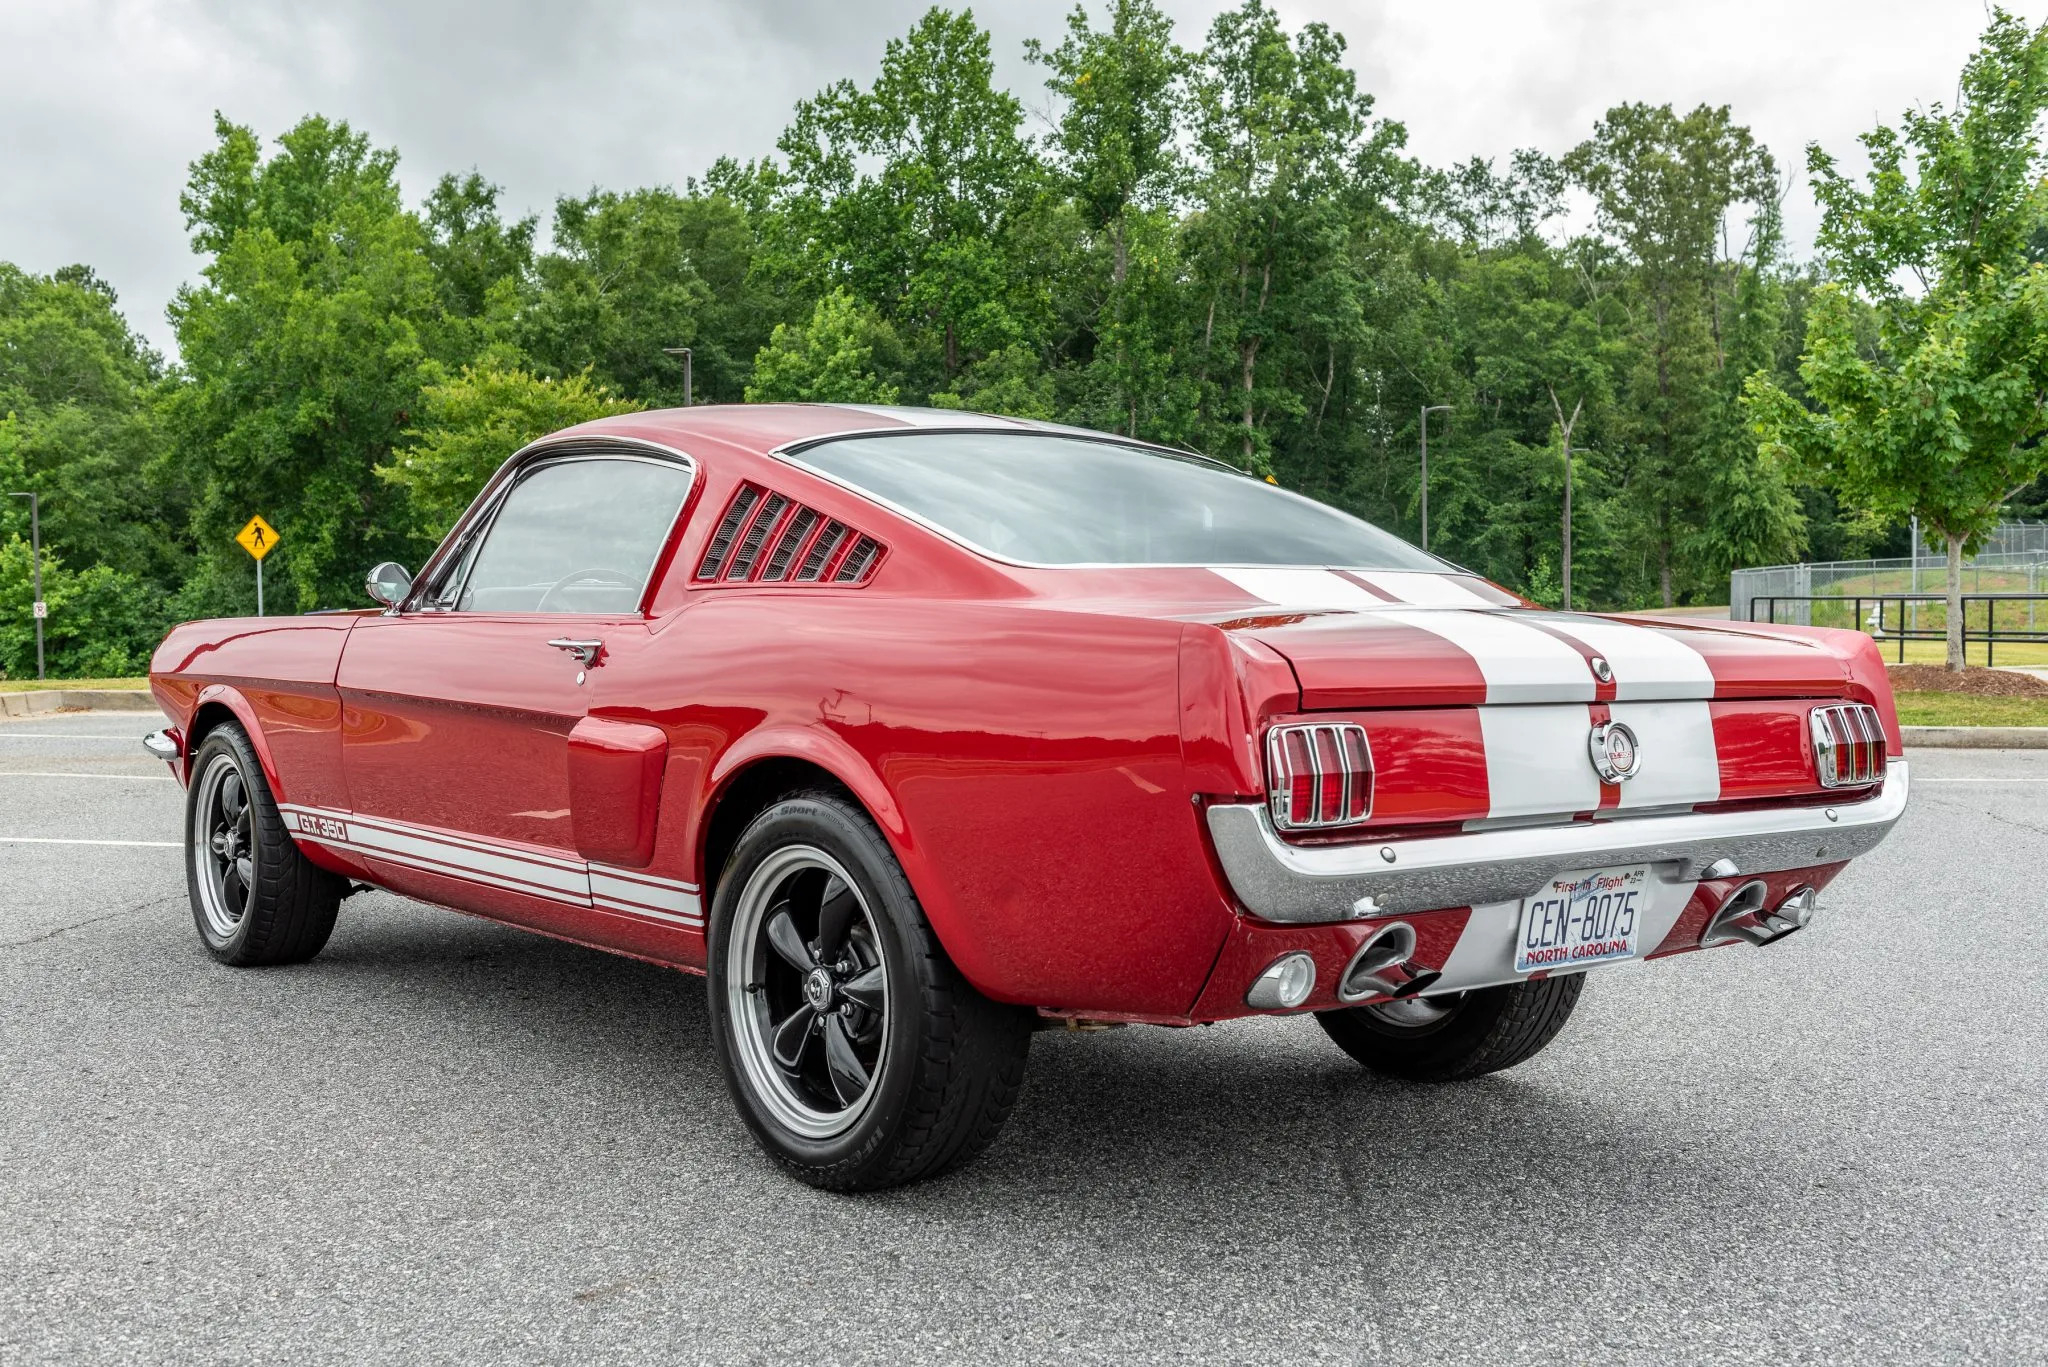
left=1748, top=593, right=2048, bottom=666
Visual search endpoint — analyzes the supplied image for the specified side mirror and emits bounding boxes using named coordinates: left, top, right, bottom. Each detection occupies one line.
left=365, top=561, right=413, bottom=608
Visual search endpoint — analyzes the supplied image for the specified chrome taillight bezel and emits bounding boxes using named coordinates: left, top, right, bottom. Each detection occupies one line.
left=1265, top=722, right=1375, bottom=830
left=1810, top=703, right=1886, bottom=788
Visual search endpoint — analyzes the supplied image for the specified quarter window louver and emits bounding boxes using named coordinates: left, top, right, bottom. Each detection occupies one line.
left=693, top=487, right=883, bottom=587
left=696, top=484, right=762, bottom=580
left=763, top=507, right=820, bottom=581
left=796, top=522, right=849, bottom=581
left=834, top=536, right=880, bottom=583
left=726, top=493, right=788, bottom=581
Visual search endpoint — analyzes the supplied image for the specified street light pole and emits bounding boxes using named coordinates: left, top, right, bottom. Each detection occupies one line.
left=662, top=347, right=693, bottom=406
left=1419, top=405, right=1450, bottom=552
left=8, top=491, right=45, bottom=680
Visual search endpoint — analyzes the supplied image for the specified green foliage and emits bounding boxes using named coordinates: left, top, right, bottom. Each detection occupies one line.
left=16, top=0, right=2048, bottom=677
left=166, top=114, right=455, bottom=613
left=0, top=536, right=167, bottom=679
left=0, top=264, right=182, bottom=588
left=745, top=289, right=902, bottom=404
left=380, top=362, right=645, bottom=540
left=768, top=7, right=1040, bottom=388
left=1747, top=8, right=2048, bottom=666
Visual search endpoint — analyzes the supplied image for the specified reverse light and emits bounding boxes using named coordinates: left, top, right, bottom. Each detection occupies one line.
left=1265, top=723, right=1374, bottom=830
left=1244, top=952, right=1316, bottom=1010
left=1810, top=703, right=1886, bottom=788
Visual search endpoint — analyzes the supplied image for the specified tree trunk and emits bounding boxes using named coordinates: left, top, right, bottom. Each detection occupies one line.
left=1946, top=532, right=1967, bottom=672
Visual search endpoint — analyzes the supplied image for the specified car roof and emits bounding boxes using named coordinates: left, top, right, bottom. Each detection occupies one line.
left=546, top=403, right=1231, bottom=470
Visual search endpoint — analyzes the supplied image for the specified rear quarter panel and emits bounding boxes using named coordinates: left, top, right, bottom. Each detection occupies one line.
left=596, top=592, right=1236, bottom=1017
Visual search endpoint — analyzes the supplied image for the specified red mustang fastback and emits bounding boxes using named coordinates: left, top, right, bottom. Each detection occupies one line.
left=146, top=405, right=1908, bottom=1188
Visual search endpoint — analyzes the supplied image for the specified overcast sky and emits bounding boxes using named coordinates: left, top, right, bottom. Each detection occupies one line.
left=0, top=0, right=2026, bottom=357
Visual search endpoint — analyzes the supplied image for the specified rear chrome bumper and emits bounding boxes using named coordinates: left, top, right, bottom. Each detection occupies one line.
left=142, top=728, right=182, bottom=762
left=1205, top=759, right=1910, bottom=923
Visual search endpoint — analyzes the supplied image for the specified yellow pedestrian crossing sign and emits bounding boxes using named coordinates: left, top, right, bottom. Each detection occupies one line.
left=235, top=515, right=280, bottom=561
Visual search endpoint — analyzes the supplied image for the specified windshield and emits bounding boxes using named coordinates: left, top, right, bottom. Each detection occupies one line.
left=789, top=431, right=1445, bottom=569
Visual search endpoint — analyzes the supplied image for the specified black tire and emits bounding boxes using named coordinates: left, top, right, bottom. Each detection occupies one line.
left=184, top=722, right=343, bottom=967
left=706, top=789, right=1032, bottom=1191
left=1316, top=975, right=1585, bottom=1082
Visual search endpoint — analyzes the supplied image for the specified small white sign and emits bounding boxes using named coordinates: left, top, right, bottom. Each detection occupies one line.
left=31, top=600, right=46, bottom=619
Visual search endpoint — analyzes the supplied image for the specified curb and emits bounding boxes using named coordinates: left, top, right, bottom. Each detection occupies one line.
left=0, top=689, right=157, bottom=718
left=1902, top=725, right=2048, bottom=750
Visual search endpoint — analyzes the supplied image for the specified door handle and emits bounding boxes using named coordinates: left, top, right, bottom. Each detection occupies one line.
left=547, top=638, right=603, bottom=665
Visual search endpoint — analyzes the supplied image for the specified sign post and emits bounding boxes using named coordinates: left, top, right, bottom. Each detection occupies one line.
left=7, top=491, right=43, bottom=679
left=235, top=515, right=280, bottom=616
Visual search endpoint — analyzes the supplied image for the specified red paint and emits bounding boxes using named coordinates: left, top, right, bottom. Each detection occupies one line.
left=147, top=404, right=1906, bottom=1024
left=567, top=716, right=669, bottom=867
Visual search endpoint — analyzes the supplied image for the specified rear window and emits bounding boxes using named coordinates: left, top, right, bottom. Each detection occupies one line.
left=788, top=431, right=1443, bottom=570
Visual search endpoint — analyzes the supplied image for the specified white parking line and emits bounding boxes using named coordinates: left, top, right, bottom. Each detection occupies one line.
left=0, top=734, right=149, bottom=741
left=1916, top=778, right=2048, bottom=783
left=0, top=771, right=175, bottom=782
left=0, top=837, right=180, bottom=848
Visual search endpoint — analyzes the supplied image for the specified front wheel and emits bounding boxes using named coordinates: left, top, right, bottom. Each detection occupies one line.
left=706, top=790, right=1032, bottom=1191
left=184, top=722, right=344, bottom=966
left=1316, top=975, right=1585, bottom=1082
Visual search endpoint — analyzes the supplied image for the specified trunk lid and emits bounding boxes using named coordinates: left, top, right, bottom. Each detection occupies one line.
left=1228, top=607, right=1855, bottom=710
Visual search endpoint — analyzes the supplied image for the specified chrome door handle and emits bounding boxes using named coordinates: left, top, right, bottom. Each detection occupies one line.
left=547, top=638, right=603, bottom=665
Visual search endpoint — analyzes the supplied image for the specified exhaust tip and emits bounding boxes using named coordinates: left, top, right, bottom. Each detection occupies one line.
left=1337, top=921, right=1428, bottom=1003
left=1703, top=880, right=1816, bottom=948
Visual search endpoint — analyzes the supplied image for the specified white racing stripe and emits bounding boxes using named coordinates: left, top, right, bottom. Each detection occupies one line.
left=1607, top=701, right=1722, bottom=810
left=1209, top=567, right=1383, bottom=610
left=1542, top=616, right=1716, bottom=700
left=277, top=803, right=704, bottom=929
left=1352, top=571, right=1495, bottom=607
left=1381, top=609, right=1594, bottom=704
left=1476, top=703, right=1603, bottom=818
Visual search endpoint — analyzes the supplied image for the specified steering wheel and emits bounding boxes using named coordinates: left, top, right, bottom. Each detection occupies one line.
left=536, top=567, right=640, bottom=613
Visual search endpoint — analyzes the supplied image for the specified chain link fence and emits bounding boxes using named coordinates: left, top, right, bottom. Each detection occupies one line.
left=1730, top=521, right=2048, bottom=627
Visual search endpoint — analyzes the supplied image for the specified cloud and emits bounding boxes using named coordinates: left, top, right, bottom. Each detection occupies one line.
left=0, top=0, right=2028, bottom=356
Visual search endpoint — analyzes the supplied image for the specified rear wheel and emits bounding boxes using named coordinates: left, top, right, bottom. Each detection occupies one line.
left=706, top=790, right=1032, bottom=1190
left=184, top=723, right=343, bottom=966
left=1316, top=975, right=1585, bottom=1082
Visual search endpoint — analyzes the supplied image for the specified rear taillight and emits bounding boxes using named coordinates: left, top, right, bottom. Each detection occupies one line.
left=1810, top=703, right=1886, bottom=788
left=1266, top=723, right=1374, bottom=830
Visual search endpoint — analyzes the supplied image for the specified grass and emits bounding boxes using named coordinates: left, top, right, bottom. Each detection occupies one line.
left=0, top=677, right=147, bottom=693
left=1894, top=691, right=2048, bottom=728
left=1871, top=638, right=2048, bottom=667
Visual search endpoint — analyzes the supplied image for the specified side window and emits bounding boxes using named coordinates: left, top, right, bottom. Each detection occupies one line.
left=446, top=457, right=692, bottom=614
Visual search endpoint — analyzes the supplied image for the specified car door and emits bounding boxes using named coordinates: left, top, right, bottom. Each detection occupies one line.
left=334, top=449, right=695, bottom=929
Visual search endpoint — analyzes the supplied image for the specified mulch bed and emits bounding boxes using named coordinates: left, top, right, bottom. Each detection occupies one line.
left=1887, top=664, right=2048, bottom=697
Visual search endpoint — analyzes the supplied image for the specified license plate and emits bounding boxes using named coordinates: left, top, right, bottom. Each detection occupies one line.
left=1515, top=865, right=1649, bottom=974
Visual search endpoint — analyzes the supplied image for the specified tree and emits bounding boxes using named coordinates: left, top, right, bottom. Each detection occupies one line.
left=0, top=263, right=181, bottom=590
left=769, top=8, right=1039, bottom=389
left=166, top=114, right=456, bottom=614
left=1566, top=102, right=1785, bottom=604
left=1184, top=0, right=1407, bottom=471
left=519, top=183, right=773, bottom=406
left=378, top=361, right=644, bottom=540
left=745, top=288, right=902, bottom=404
left=1746, top=9, right=2048, bottom=668
left=1029, top=0, right=1194, bottom=438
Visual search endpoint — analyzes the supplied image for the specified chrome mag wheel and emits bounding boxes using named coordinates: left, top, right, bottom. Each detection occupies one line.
left=192, top=750, right=256, bottom=940
left=724, top=845, right=890, bottom=1141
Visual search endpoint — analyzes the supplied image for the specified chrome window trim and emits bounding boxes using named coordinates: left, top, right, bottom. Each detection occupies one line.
left=402, top=435, right=699, bottom=617
left=768, top=427, right=1461, bottom=575
left=1206, top=758, right=1910, bottom=923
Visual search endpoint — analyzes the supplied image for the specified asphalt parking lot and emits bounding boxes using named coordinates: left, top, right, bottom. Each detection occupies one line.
left=1, top=709, right=2043, bottom=1365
